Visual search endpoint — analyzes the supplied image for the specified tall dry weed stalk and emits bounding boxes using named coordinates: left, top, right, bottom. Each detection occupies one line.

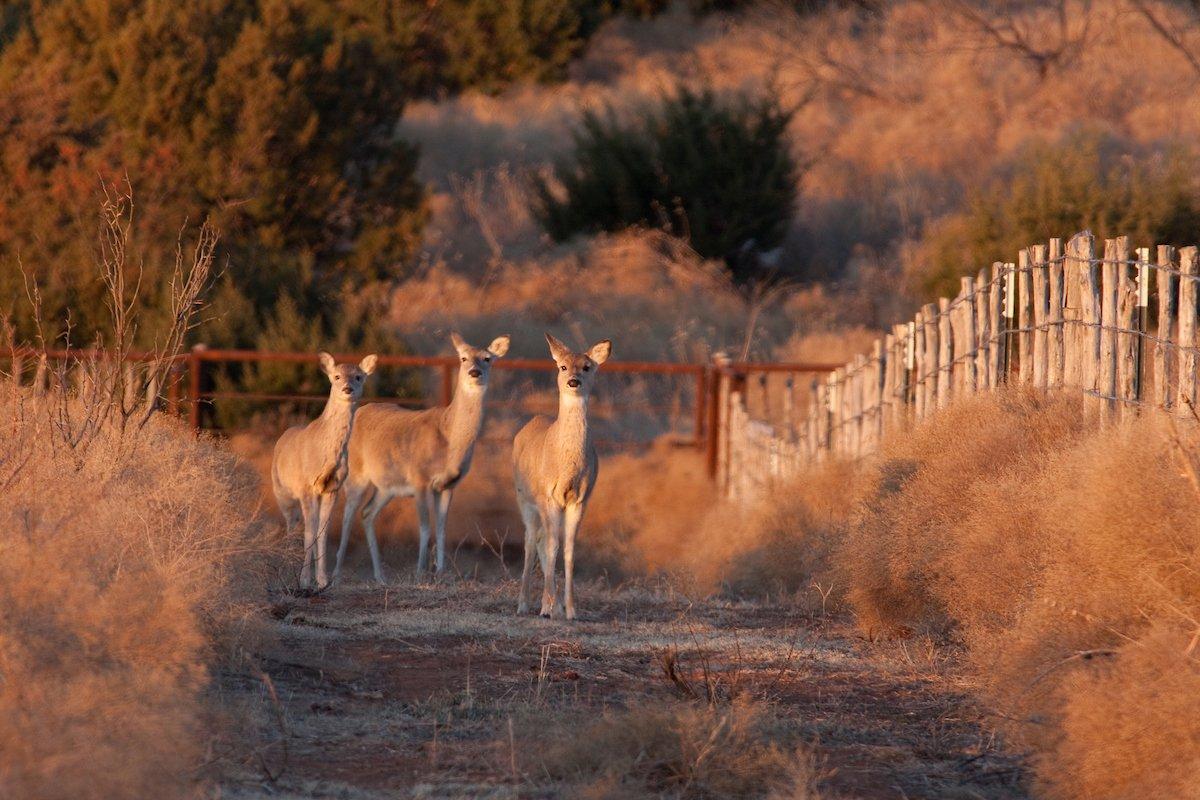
left=17, top=182, right=218, bottom=460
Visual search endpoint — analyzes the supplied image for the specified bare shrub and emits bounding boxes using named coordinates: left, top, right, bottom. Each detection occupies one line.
left=0, top=389, right=272, bottom=799
left=978, top=415, right=1200, bottom=798
left=826, top=391, right=1200, bottom=797
left=584, top=440, right=717, bottom=578
left=676, top=461, right=864, bottom=607
left=1050, top=623, right=1200, bottom=800
left=840, top=390, right=1091, bottom=637
left=525, top=699, right=818, bottom=799
left=0, top=194, right=273, bottom=798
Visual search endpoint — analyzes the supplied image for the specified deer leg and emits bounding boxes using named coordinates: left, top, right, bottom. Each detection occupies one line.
left=299, top=495, right=318, bottom=589
left=335, top=482, right=368, bottom=581
left=360, top=487, right=392, bottom=585
left=415, top=488, right=433, bottom=578
left=434, top=489, right=453, bottom=575
left=314, top=493, right=335, bottom=589
left=517, top=497, right=540, bottom=614
left=562, top=502, right=585, bottom=621
left=275, top=488, right=301, bottom=535
left=540, top=506, right=564, bottom=618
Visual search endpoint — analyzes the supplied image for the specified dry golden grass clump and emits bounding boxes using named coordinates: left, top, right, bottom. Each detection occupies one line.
left=840, top=390, right=1092, bottom=637
left=824, top=390, right=1200, bottom=798
left=390, top=229, right=766, bottom=363
left=676, top=461, right=864, bottom=607
left=583, top=440, right=717, bottom=577
left=0, top=383, right=272, bottom=799
left=525, top=698, right=817, bottom=800
left=988, top=417, right=1200, bottom=799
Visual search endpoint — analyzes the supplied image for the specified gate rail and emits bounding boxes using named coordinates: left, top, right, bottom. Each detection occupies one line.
left=0, top=344, right=837, bottom=480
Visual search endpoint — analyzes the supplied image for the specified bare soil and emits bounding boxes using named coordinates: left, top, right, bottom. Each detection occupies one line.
left=214, top=569, right=1028, bottom=799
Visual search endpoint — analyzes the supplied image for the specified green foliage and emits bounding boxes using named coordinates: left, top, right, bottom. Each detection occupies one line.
left=0, top=0, right=431, bottom=349
left=536, top=86, right=798, bottom=284
left=425, top=0, right=585, bottom=94
left=210, top=295, right=421, bottom=428
left=917, top=130, right=1200, bottom=299
left=1, top=0, right=666, bottom=425
left=0, top=0, right=664, bottom=350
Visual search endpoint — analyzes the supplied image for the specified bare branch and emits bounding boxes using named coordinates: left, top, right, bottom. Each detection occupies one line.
left=933, top=0, right=1097, bottom=80
left=1129, top=0, right=1200, bottom=78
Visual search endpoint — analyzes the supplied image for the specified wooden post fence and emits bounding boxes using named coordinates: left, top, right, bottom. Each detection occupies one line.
left=715, top=229, right=1200, bottom=501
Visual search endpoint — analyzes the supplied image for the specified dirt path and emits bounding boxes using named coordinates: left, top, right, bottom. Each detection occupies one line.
left=216, top=577, right=1028, bottom=799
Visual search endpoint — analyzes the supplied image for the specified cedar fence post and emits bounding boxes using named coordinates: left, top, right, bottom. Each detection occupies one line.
left=922, top=303, right=939, bottom=415
left=975, top=268, right=991, bottom=390
left=1115, top=242, right=1138, bottom=419
left=1048, top=239, right=1065, bottom=388
left=1177, top=247, right=1198, bottom=413
left=1032, top=245, right=1049, bottom=389
left=937, top=297, right=952, bottom=407
left=1100, top=238, right=1123, bottom=419
left=1155, top=245, right=1177, bottom=412
left=960, top=276, right=977, bottom=393
left=1018, top=249, right=1034, bottom=385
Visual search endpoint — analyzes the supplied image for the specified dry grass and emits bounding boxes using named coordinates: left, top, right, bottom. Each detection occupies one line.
left=0, top=382, right=274, bottom=799
left=583, top=439, right=716, bottom=577
left=526, top=699, right=817, bottom=800
left=842, top=390, right=1093, bottom=637
left=673, top=461, right=864, bottom=609
left=812, top=390, right=1200, bottom=798
left=390, top=229, right=776, bottom=363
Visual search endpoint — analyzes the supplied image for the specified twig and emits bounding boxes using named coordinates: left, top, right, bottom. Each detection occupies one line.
left=244, top=656, right=290, bottom=783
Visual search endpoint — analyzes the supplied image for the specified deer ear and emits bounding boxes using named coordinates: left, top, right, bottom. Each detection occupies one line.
left=587, top=340, right=612, bottom=365
left=545, top=332, right=570, bottom=361
left=488, top=335, right=511, bottom=358
left=359, top=354, right=378, bottom=375
left=318, top=351, right=336, bottom=376
left=450, top=331, right=468, bottom=353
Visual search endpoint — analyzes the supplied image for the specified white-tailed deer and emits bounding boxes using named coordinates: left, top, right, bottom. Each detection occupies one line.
left=337, top=332, right=511, bottom=582
left=273, top=352, right=377, bottom=590
left=514, top=333, right=611, bottom=620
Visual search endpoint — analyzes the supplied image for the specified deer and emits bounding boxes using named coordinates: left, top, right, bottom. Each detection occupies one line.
left=336, top=332, right=511, bottom=583
left=272, top=352, right=378, bottom=590
left=514, top=333, right=612, bottom=620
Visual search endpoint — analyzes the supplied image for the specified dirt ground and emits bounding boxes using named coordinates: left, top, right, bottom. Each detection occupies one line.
left=212, top=553, right=1028, bottom=800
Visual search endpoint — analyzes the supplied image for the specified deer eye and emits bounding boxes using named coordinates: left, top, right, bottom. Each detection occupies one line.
left=461, top=357, right=467, bottom=362
left=583, top=365, right=590, bottom=371
left=484, top=356, right=490, bottom=362
left=559, top=365, right=566, bottom=371
left=335, top=375, right=342, bottom=381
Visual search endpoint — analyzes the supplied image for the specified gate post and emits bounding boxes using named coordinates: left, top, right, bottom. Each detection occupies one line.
left=188, top=344, right=206, bottom=432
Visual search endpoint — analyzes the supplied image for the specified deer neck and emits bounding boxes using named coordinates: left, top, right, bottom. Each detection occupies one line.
left=317, top=395, right=357, bottom=451
left=442, top=380, right=486, bottom=462
left=551, top=393, right=590, bottom=454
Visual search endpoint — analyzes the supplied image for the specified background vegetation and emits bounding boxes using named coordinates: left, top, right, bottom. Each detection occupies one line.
left=7, top=4, right=1200, bottom=793
left=535, top=86, right=798, bottom=284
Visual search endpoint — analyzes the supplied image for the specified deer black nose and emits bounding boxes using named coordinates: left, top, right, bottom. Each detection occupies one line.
left=468, top=368, right=482, bottom=378
left=567, top=378, right=581, bottom=388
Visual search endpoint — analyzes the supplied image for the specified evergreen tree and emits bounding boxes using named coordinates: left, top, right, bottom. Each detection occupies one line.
left=536, top=87, right=799, bottom=284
